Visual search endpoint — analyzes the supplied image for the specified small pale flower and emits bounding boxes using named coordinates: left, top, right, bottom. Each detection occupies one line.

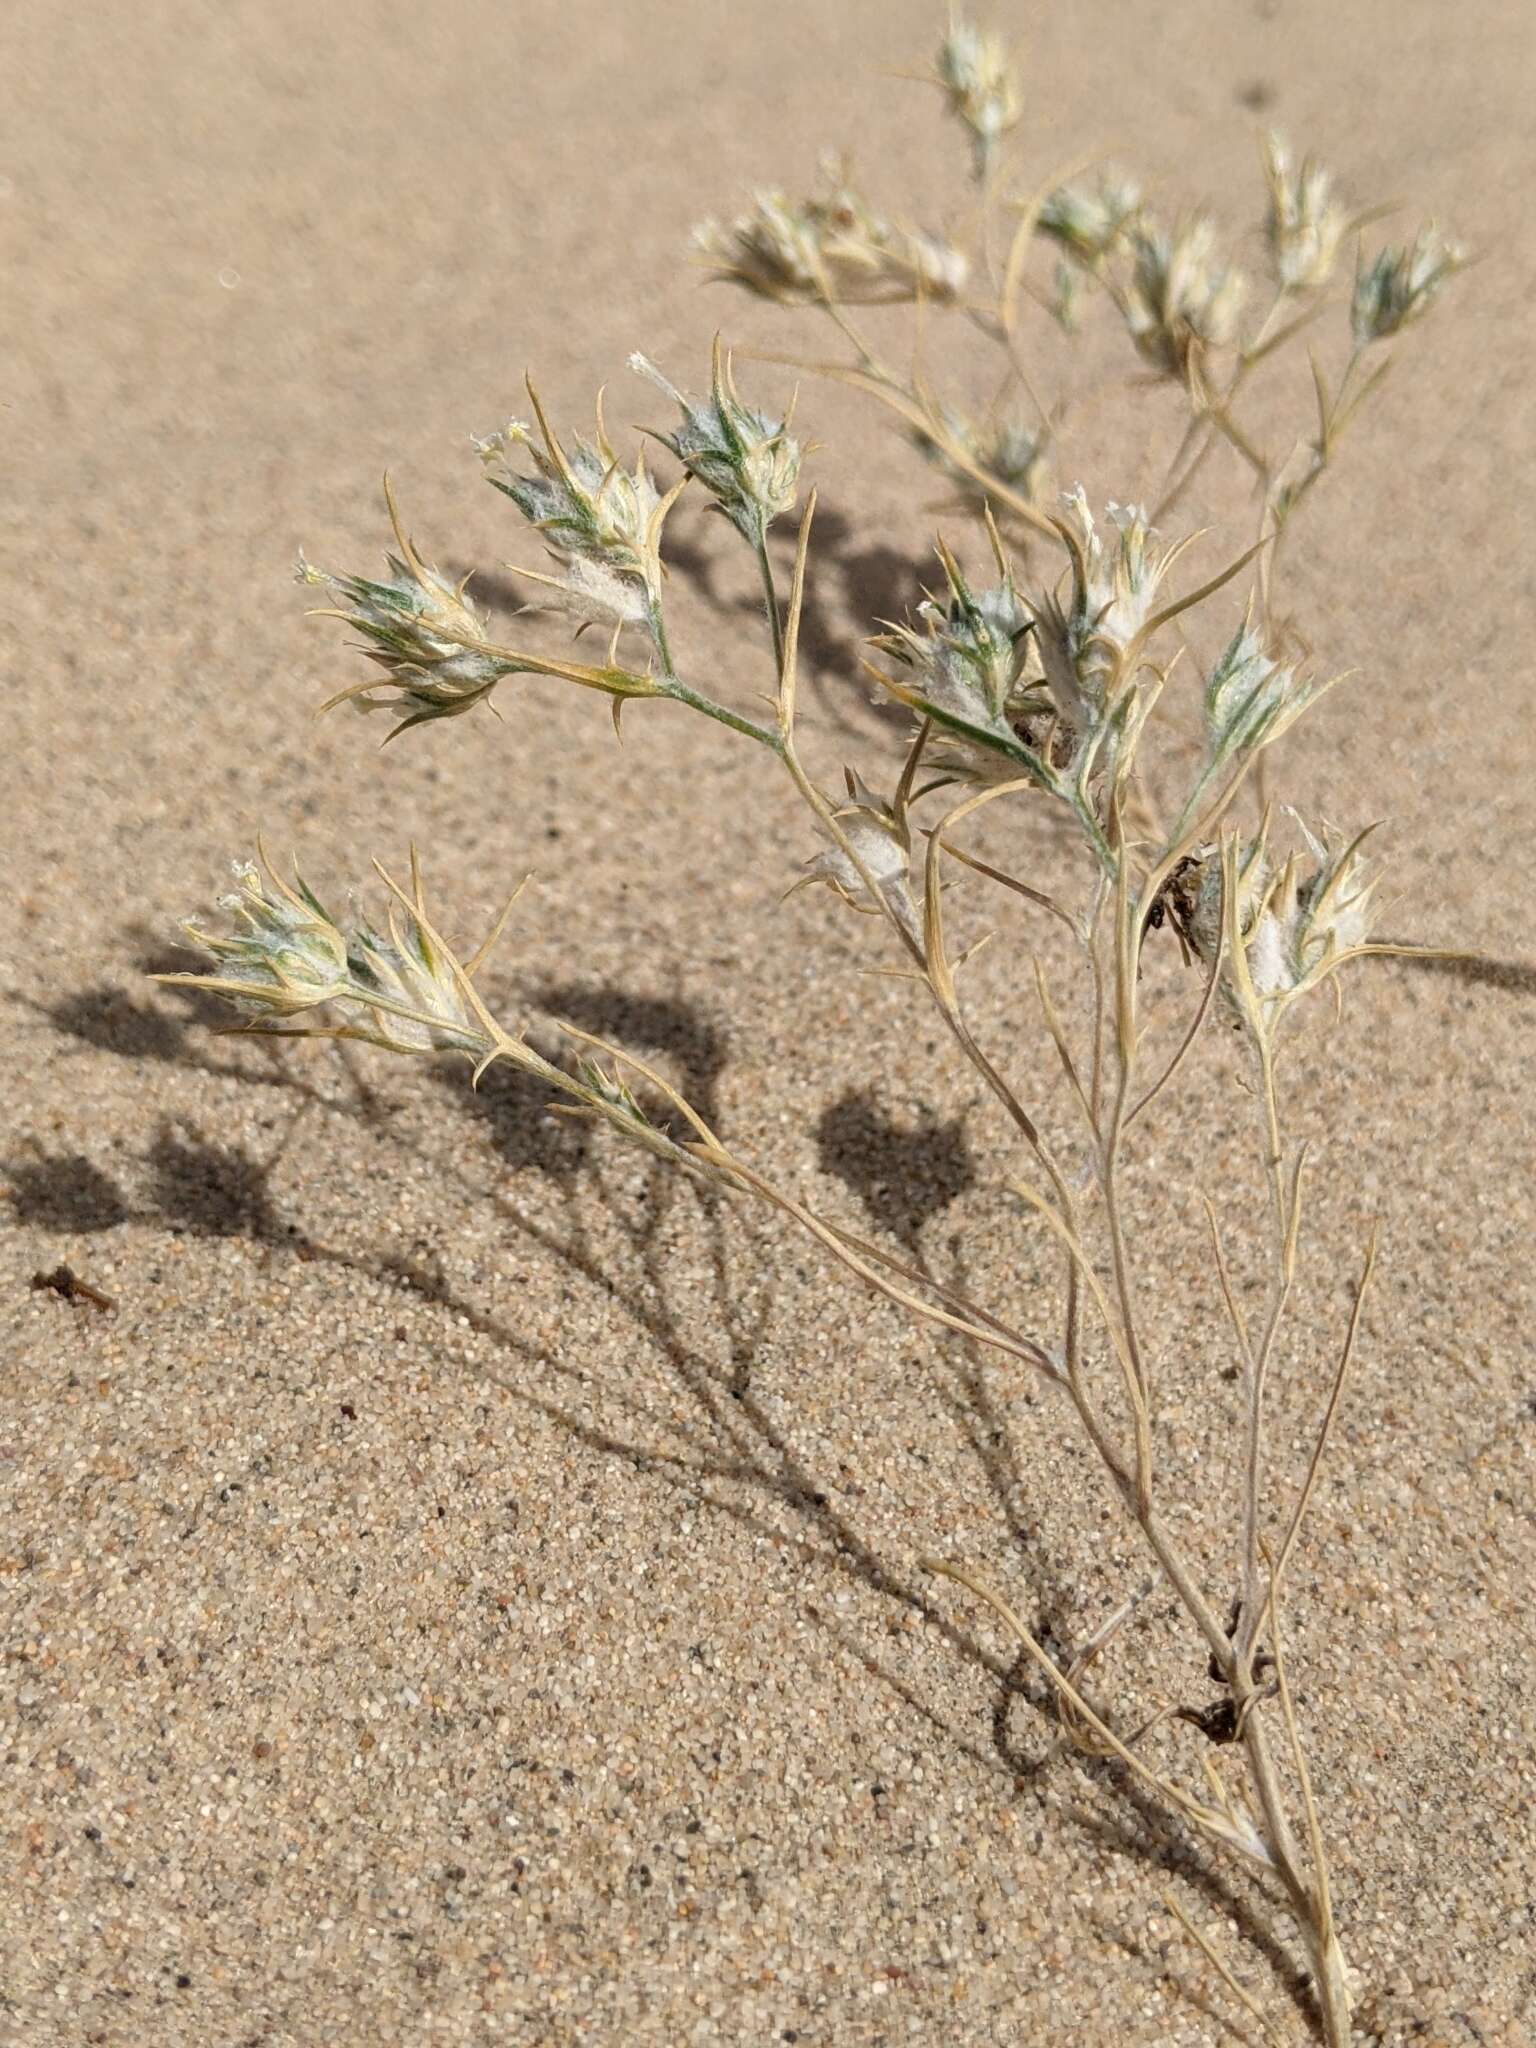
left=870, top=549, right=1034, bottom=735
left=1037, top=169, right=1142, bottom=264
left=339, top=899, right=491, bottom=1056
left=299, top=482, right=516, bottom=736
left=693, top=162, right=968, bottom=306
left=934, top=15, right=1021, bottom=179
left=1187, top=822, right=1381, bottom=1034
left=168, top=854, right=351, bottom=1019
left=1351, top=223, right=1464, bottom=347
left=630, top=343, right=801, bottom=543
left=1125, top=219, right=1246, bottom=378
left=1262, top=134, right=1349, bottom=292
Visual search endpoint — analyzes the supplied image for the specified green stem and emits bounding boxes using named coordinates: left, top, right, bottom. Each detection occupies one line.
left=657, top=677, right=785, bottom=753
left=647, top=595, right=677, bottom=677
left=753, top=528, right=787, bottom=678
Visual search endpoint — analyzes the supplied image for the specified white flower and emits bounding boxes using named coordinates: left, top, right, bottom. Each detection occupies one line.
left=1037, top=170, right=1142, bottom=263
left=1034, top=492, right=1184, bottom=725
left=170, top=855, right=351, bottom=1019
left=1125, top=219, right=1246, bottom=376
left=935, top=16, right=1020, bottom=178
left=1262, top=134, right=1349, bottom=292
left=795, top=771, right=919, bottom=941
left=478, top=390, right=683, bottom=646
left=1186, top=822, right=1382, bottom=1035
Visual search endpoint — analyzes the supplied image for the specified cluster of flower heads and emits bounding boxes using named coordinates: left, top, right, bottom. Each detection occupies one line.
left=162, top=854, right=708, bottom=1170
left=160, top=851, right=498, bottom=1056
left=866, top=492, right=1194, bottom=819
left=476, top=390, right=682, bottom=650
left=297, top=483, right=517, bottom=737
left=1183, top=819, right=1383, bottom=1041
left=933, top=16, right=1020, bottom=179
left=693, top=159, right=968, bottom=306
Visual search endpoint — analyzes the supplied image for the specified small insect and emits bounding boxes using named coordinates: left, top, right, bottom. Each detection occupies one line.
left=1145, top=853, right=1204, bottom=961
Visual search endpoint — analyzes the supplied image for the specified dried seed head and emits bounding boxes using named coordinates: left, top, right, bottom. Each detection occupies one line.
left=1351, top=222, right=1464, bottom=347
left=795, top=769, right=920, bottom=941
left=299, top=484, right=516, bottom=735
left=477, top=390, right=679, bottom=642
left=1262, top=134, right=1349, bottom=292
left=630, top=344, right=801, bottom=543
left=1037, top=169, right=1142, bottom=264
left=934, top=14, right=1021, bottom=180
left=1125, top=219, right=1246, bottom=377
left=693, top=161, right=968, bottom=306
left=1189, top=821, right=1381, bottom=1034
left=908, top=405, right=1050, bottom=508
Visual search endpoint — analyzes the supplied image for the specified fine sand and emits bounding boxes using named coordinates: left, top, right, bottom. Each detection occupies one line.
left=3, top=2, right=1534, bottom=2042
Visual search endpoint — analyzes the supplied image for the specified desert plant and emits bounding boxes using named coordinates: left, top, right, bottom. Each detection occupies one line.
left=157, top=16, right=1467, bottom=2043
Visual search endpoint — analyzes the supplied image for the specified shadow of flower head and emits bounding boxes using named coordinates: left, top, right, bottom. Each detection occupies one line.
left=5, top=1153, right=130, bottom=1232
left=816, top=1088, right=975, bottom=1251
left=145, top=1124, right=283, bottom=1241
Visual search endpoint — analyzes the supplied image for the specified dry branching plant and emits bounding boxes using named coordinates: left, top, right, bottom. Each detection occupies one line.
left=158, top=16, right=1468, bottom=2043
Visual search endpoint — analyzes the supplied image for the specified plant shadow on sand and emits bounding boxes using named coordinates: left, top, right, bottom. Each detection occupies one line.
left=7, top=956, right=1336, bottom=2042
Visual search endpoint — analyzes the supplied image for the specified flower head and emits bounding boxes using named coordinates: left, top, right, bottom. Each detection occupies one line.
left=1033, top=491, right=1185, bottom=726
left=1037, top=169, right=1142, bottom=264
left=298, top=482, right=516, bottom=736
left=693, top=161, right=968, bottom=305
left=1202, top=623, right=1332, bottom=770
left=1125, top=219, right=1246, bottom=377
left=630, top=342, right=801, bottom=543
left=793, top=769, right=919, bottom=941
left=477, top=387, right=682, bottom=646
left=1262, top=134, right=1349, bottom=292
left=908, top=405, right=1049, bottom=508
left=1186, top=820, right=1382, bottom=1037
left=934, top=15, right=1020, bottom=179
left=167, top=853, right=352, bottom=1020
left=870, top=544, right=1034, bottom=735
left=1351, top=223, right=1464, bottom=347
left=157, top=849, right=511, bottom=1059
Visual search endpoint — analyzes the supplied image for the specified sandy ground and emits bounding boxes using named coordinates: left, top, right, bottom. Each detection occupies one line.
left=3, top=2, right=1534, bottom=2043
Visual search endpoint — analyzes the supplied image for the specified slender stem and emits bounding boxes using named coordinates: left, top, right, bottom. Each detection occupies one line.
left=1236, top=1043, right=1293, bottom=1657
left=657, top=677, right=785, bottom=752
left=753, top=528, right=787, bottom=677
